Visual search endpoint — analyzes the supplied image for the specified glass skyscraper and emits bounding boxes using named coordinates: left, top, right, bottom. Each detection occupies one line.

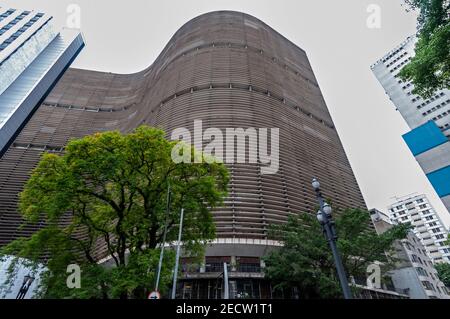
left=0, top=7, right=85, bottom=155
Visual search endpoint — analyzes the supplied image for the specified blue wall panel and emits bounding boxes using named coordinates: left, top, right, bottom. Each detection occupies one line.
left=426, top=165, right=450, bottom=197
left=403, top=121, right=448, bottom=156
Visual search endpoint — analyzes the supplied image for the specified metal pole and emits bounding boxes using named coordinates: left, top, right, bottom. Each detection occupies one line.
left=155, top=184, right=171, bottom=292
left=313, top=179, right=352, bottom=299
left=171, top=208, right=184, bottom=299
left=223, top=262, right=229, bottom=299
left=321, top=212, right=352, bottom=299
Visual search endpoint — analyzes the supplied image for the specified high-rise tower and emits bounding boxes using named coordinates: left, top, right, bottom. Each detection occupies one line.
left=0, top=11, right=366, bottom=298
left=371, top=36, right=450, bottom=215
left=0, top=7, right=85, bottom=155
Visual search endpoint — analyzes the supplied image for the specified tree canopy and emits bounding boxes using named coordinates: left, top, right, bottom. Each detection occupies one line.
left=435, top=234, right=450, bottom=287
left=0, top=126, right=229, bottom=299
left=399, top=0, right=450, bottom=97
left=263, top=208, right=410, bottom=298
left=435, top=262, right=450, bottom=287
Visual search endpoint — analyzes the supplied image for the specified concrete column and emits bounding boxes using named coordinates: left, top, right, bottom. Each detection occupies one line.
left=200, top=256, right=206, bottom=273
left=231, top=256, right=237, bottom=272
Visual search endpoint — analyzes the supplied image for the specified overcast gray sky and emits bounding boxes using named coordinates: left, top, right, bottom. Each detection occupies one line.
left=3, top=0, right=449, bottom=227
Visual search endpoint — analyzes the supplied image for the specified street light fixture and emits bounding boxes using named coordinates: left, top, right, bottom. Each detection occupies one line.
left=316, top=211, right=325, bottom=224
left=312, top=178, right=353, bottom=299
left=322, top=203, right=332, bottom=216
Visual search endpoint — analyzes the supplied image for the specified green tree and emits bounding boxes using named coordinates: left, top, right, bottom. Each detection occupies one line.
left=435, top=262, right=450, bottom=287
left=399, top=0, right=450, bottom=98
left=263, top=208, right=410, bottom=299
left=0, top=126, right=229, bottom=299
left=435, top=234, right=450, bottom=288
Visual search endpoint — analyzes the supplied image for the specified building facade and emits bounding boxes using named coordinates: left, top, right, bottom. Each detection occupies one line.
left=370, top=208, right=449, bottom=299
left=387, top=195, right=450, bottom=263
left=371, top=36, right=450, bottom=214
left=370, top=209, right=450, bottom=299
left=0, top=11, right=366, bottom=296
left=0, top=7, right=85, bottom=155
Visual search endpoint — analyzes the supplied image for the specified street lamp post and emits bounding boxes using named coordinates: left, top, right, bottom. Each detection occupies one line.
left=171, top=207, right=184, bottom=299
left=154, top=184, right=171, bottom=293
left=312, top=178, right=353, bottom=299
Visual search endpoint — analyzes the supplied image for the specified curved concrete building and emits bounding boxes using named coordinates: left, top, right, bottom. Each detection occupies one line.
left=0, top=11, right=366, bottom=297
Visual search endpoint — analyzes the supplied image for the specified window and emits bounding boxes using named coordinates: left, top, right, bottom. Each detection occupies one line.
left=205, top=257, right=231, bottom=272
left=422, top=281, right=435, bottom=291
left=419, top=204, right=427, bottom=209
left=0, top=9, right=15, bottom=22
left=431, top=228, right=441, bottom=234
left=417, top=199, right=424, bottom=203
left=444, top=286, right=450, bottom=295
left=416, top=267, right=428, bottom=277
left=236, top=257, right=261, bottom=273
left=436, top=234, right=445, bottom=239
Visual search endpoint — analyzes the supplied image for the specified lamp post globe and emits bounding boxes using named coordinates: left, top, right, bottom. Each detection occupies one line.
left=316, top=211, right=325, bottom=224
left=323, top=203, right=332, bottom=216
left=312, top=178, right=320, bottom=191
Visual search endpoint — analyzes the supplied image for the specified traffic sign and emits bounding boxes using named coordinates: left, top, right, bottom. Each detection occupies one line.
left=148, top=291, right=161, bottom=299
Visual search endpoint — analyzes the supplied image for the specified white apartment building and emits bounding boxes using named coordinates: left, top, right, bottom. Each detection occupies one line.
left=371, top=36, right=450, bottom=135
left=387, top=195, right=450, bottom=264
left=371, top=36, right=450, bottom=214
left=0, top=7, right=85, bottom=154
left=370, top=209, right=449, bottom=299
